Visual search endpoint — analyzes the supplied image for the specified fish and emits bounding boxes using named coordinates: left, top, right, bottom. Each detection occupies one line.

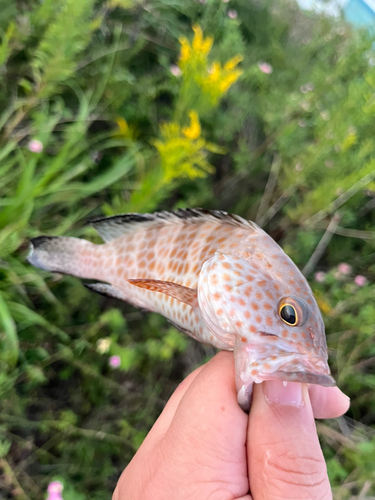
left=27, top=208, right=335, bottom=411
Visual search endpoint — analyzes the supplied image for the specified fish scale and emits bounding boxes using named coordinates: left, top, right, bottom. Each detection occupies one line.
left=27, top=208, right=335, bottom=411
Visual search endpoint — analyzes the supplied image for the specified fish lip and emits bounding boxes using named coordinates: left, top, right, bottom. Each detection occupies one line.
left=262, top=370, right=336, bottom=387
left=259, top=331, right=278, bottom=338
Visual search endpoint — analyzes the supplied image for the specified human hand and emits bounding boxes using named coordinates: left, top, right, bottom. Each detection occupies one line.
left=113, top=352, right=350, bottom=500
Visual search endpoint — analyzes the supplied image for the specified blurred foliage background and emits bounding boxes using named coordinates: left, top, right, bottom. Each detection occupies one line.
left=1, top=0, right=375, bottom=498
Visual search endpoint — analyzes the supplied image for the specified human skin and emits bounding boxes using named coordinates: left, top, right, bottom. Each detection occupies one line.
left=113, top=352, right=350, bottom=500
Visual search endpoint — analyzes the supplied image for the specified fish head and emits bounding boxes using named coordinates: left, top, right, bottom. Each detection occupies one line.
left=198, top=252, right=335, bottom=410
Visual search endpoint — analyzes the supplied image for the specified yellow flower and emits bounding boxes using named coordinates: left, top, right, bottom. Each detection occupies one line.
left=115, top=116, right=137, bottom=140
left=177, top=25, right=243, bottom=105
left=192, top=25, right=213, bottom=55
left=182, top=111, right=201, bottom=140
left=116, top=117, right=129, bottom=135
left=152, top=110, right=224, bottom=181
left=224, top=55, right=243, bottom=71
left=178, top=25, right=213, bottom=70
left=179, top=37, right=191, bottom=64
left=315, top=293, right=332, bottom=315
left=207, top=62, right=221, bottom=83
left=219, top=71, right=242, bottom=93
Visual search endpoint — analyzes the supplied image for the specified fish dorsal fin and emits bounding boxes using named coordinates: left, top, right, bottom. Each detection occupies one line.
left=128, top=279, right=198, bottom=307
left=89, top=208, right=258, bottom=242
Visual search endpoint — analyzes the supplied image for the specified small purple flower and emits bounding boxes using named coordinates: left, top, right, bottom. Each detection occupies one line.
left=354, top=275, right=368, bottom=287
left=28, top=139, right=43, bottom=153
left=47, top=481, right=63, bottom=500
left=314, top=271, right=327, bottom=283
left=227, top=9, right=238, bottom=19
left=170, top=65, right=182, bottom=77
left=109, top=355, right=121, bottom=368
left=338, top=263, right=352, bottom=275
left=257, top=62, right=273, bottom=74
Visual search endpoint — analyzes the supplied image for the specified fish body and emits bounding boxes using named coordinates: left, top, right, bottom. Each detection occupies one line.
left=28, top=209, right=334, bottom=411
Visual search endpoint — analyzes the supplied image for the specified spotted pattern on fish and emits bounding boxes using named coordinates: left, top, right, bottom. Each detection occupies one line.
left=27, top=209, right=335, bottom=411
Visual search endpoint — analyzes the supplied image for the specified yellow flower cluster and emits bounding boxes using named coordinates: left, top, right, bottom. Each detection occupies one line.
left=314, top=290, right=332, bottom=315
left=181, top=110, right=201, bottom=139
left=153, top=111, right=224, bottom=181
left=179, top=25, right=213, bottom=68
left=115, top=116, right=137, bottom=140
left=178, top=25, right=243, bottom=105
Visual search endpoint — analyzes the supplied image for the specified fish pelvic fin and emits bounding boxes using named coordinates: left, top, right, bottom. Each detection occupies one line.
left=27, top=236, right=98, bottom=279
left=128, top=279, right=198, bottom=308
left=84, top=283, right=126, bottom=301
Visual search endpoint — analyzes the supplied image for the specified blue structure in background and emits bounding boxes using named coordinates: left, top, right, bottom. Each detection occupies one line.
left=296, top=0, right=375, bottom=27
left=344, top=0, right=375, bottom=27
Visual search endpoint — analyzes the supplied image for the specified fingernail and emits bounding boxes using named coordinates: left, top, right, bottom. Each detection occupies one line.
left=263, top=380, right=303, bottom=407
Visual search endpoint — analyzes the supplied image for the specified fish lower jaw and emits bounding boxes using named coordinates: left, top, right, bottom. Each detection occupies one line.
left=239, top=354, right=335, bottom=387
left=236, top=369, right=335, bottom=413
left=260, top=370, right=336, bottom=387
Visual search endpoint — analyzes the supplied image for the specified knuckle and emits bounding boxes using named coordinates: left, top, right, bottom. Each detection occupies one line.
left=260, top=444, right=329, bottom=497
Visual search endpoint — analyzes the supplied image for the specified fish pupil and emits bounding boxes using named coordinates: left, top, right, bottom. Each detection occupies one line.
left=280, top=305, right=297, bottom=325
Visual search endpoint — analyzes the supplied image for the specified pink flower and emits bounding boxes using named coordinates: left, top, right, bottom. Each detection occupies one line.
left=258, top=62, right=273, bottom=74
left=338, top=263, right=352, bottom=275
left=48, top=482, right=63, bottom=495
left=47, top=494, right=63, bottom=500
left=27, top=139, right=43, bottom=153
left=109, top=355, right=121, bottom=368
left=227, top=9, right=238, bottom=19
left=170, top=65, right=182, bottom=77
left=314, top=271, right=326, bottom=283
left=354, top=275, right=368, bottom=287
left=47, top=481, right=63, bottom=500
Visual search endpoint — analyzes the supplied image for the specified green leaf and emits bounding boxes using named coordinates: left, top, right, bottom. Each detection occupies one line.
left=0, top=294, right=19, bottom=369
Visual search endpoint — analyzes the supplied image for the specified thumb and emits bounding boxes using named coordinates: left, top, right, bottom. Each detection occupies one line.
left=248, top=380, right=332, bottom=500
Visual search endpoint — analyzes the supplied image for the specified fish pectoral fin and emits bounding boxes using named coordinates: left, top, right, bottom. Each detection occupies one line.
left=127, top=279, right=197, bottom=307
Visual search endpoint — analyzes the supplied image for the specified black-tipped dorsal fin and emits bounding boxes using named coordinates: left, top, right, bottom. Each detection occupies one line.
left=89, top=208, right=256, bottom=242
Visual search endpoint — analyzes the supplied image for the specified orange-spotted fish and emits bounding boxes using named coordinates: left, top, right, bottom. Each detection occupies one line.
left=27, top=209, right=335, bottom=411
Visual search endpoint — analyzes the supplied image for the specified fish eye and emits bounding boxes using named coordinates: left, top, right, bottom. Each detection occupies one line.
left=278, top=297, right=306, bottom=327
left=279, top=304, right=297, bottom=326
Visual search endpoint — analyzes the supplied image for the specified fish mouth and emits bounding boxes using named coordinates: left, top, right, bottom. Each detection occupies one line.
left=261, top=370, right=336, bottom=387
left=256, top=351, right=335, bottom=387
left=235, top=338, right=335, bottom=388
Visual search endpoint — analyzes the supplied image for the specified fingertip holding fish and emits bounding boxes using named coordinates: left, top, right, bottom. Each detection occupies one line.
left=27, top=208, right=337, bottom=410
left=263, top=380, right=304, bottom=408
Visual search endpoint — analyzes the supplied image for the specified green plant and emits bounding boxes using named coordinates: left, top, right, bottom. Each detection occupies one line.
left=1, top=0, right=375, bottom=498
